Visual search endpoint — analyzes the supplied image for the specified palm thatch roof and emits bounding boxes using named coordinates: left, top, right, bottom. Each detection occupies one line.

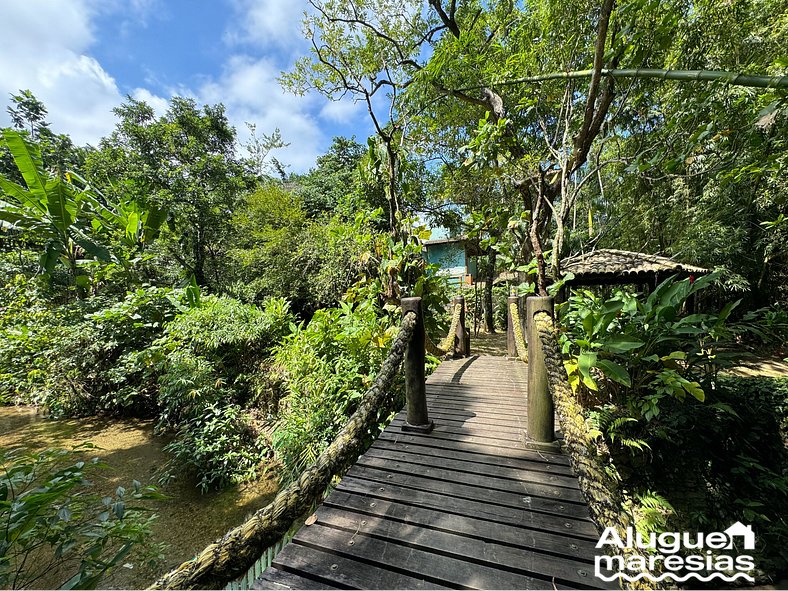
left=561, top=249, right=709, bottom=286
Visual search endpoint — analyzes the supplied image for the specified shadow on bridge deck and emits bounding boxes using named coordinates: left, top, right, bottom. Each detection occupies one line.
left=255, top=356, right=611, bottom=590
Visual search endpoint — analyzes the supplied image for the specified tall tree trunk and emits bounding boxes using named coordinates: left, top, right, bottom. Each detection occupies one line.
left=531, top=175, right=549, bottom=296
left=385, top=141, right=400, bottom=237
left=194, top=226, right=206, bottom=286
left=484, top=248, right=496, bottom=333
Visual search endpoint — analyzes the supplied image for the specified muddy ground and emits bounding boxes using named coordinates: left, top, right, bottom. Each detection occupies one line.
left=0, top=407, right=278, bottom=589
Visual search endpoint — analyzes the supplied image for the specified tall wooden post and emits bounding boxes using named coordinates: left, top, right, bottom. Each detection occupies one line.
left=525, top=296, right=558, bottom=449
left=507, top=296, right=518, bottom=359
left=454, top=295, right=467, bottom=358
left=401, top=297, right=434, bottom=433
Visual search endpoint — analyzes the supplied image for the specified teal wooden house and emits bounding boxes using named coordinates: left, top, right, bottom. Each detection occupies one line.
left=423, top=237, right=478, bottom=286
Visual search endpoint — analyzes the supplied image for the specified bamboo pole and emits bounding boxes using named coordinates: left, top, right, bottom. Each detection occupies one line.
left=457, top=68, right=788, bottom=92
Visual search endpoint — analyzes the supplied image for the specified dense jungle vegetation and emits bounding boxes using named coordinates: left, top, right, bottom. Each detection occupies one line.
left=2, top=0, right=788, bottom=587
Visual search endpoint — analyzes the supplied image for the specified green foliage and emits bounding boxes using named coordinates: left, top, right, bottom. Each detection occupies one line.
left=0, top=281, right=191, bottom=416
left=161, top=403, right=267, bottom=493
left=147, top=296, right=293, bottom=490
left=0, top=90, right=88, bottom=188
left=0, top=129, right=164, bottom=296
left=737, top=306, right=788, bottom=350
left=293, top=136, right=371, bottom=217
left=225, top=185, right=379, bottom=314
left=0, top=445, right=164, bottom=589
left=644, top=375, right=788, bottom=573
left=152, top=295, right=294, bottom=428
left=1, top=130, right=108, bottom=284
left=272, top=298, right=401, bottom=480
left=84, top=97, right=253, bottom=287
left=559, top=275, right=788, bottom=575
left=559, top=272, right=737, bottom=419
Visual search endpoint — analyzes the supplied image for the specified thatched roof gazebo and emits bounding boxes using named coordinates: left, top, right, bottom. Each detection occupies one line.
left=560, top=248, right=709, bottom=288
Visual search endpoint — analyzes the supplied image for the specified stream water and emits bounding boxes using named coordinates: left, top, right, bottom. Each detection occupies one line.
left=0, top=406, right=278, bottom=590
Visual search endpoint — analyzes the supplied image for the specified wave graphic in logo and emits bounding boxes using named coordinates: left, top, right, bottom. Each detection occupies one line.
left=595, top=571, right=755, bottom=583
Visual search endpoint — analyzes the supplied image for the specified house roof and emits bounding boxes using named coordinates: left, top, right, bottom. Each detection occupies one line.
left=423, top=236, right=485, bottom=256
left=561, top=249, right=709, bottom=285
left=423, top=237, right=466, bottom=246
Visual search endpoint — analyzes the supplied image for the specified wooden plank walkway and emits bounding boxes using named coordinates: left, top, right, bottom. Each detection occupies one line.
left=255, top=356, right=610, bottom=590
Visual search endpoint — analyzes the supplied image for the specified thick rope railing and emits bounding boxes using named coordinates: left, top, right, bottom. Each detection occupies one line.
left=533, top=311, right=663, bottom=590
left=509, top=300, right=528, bottom=362
left=425, top=301, right=463, bottom=357
left=148, top=312, right=419, bottom=590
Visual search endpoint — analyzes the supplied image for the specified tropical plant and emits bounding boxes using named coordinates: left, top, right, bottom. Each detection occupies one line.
left=272, top=297, right=401, bottom=480
left=0, top=445, right=164, bottom=590
left=161, top=403, right=267, bottom=493
left=558, top=272, right=738, bottom=420
left=0, top=129, right=164, bottom=294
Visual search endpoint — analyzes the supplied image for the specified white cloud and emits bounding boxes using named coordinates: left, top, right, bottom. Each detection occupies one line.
left=319, top=98, right=365, bottom=124
left=0, top=0, right=366, bottom=172
left=0, top=0, right=122, bottom=145
left=195, top=55, right=323, bottom=172
left=131, top=87, right=169, bottom=117
left=225, top=0, right=309, bottom=53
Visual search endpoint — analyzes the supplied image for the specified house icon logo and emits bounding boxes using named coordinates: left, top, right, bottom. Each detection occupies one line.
left=724, top=522, right=756, bottom=550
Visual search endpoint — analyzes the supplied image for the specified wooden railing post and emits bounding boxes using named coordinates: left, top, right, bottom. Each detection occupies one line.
left=454, top=295, right=468, bottom=358
left=525, top=296, right=559, bottom=450
left=507, top=295, right=518, bottom=359
left=401, top=297, right=434, bottom=433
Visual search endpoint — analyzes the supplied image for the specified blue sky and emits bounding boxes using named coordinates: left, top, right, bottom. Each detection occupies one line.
left=0, top=0, right=373, bottom=172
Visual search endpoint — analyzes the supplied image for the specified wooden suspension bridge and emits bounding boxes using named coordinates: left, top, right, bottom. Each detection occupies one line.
left=252, top=301, right=612, bottom=590
left=152, top=296, right=619, bottom=591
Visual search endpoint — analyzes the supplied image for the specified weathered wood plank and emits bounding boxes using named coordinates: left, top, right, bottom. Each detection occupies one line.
left=310, top=506, right=608, bottom=588
left=323, top=490, right=597, bottom=559
left=376, top=427, right=572, bottom=465
left=335, top=473, right=595, bottom=524
left=375, top=436, right=574, bottom=478
left=252, top=567, right=335, bottom=590
left=389, top=416, right=529, bottom=443
left=426, top=384, right=528, bottom=398
left=342, top=468, right=596, bottom=532
left=375, top=430, right=572, bottom=469
left=272, top=543, right=450, bottom=589
left=411, top=412, right=528, bottom=434
left=353, top=453, right=587, bottom=503
left=361, top=446, right=582, bottom=489
left=421, top=402, right=530, bottom=422
left=293, top=522, right=577, bottom=590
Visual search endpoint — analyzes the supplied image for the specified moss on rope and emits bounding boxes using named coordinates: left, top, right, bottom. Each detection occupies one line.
left=534, top=311, right=663, bottom=590
left=509, top=301, right=528, bottom=363
left=425, top=302, right=463, bottom=358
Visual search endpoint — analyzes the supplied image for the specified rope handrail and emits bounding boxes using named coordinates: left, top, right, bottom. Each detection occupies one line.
left=533, top=311, right=662, bottom=590
left=148, top=311, right=419, bottom=590
left=425, top=301, right=463, bottom=357
left=508, top=301, right=528, bottom=362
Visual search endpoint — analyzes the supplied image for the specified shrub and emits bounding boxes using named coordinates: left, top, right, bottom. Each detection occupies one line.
left=558, top=272, right=737, bottom=418
left=272, top=299, right=401, bottom=480
left=161, top=403, right=267, bottom=493
left=0, top=445, right=165, bottom=589
left=152, top=296, right=293, bottom=427
left=149, top=296, right=293, bottom=490
left=0, top=283, right=190, bottom=416
left=558, top=276, right=788, bottom=577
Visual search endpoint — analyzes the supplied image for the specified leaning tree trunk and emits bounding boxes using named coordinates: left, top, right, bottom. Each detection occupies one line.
left=484, top=248, right=496, bottom=333
left=385, top=141, right=401, bottom=237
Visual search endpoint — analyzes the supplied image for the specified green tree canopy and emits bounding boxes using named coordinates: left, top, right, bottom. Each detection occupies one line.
left=85, top=97, right=253, bottom=287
